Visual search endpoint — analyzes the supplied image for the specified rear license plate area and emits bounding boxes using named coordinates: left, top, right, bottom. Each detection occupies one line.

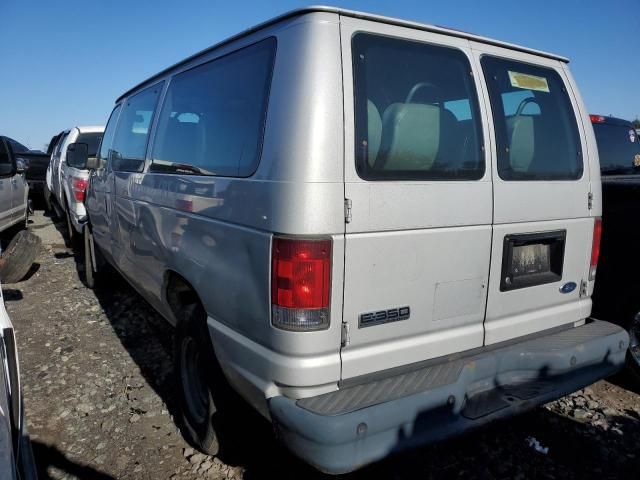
left=500, top=230, right=566, bottom=291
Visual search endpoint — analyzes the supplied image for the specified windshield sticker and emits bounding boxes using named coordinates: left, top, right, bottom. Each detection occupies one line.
left=634, top=154, right=640, bottom=167
left=629, top=129, right=637, bottom=143
left=508, top=71, right=550, bottom=93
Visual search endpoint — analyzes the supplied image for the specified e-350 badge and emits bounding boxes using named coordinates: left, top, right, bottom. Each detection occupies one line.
left=359, top=306, right=410, bottom=328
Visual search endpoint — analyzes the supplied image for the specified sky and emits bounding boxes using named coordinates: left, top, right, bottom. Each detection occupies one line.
left=1, top=0, right=638, bottom=151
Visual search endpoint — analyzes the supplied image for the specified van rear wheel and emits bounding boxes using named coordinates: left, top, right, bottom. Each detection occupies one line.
left=174, top=303, right=221, bottom=456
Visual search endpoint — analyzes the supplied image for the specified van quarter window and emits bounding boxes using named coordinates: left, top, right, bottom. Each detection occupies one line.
left=481, top=56, right=583, bottom=180
left=353, top=33, right=484, bottom=181
left=111, top=84, right=163, bottom=172
left=150, top=37, right=276, bottom=177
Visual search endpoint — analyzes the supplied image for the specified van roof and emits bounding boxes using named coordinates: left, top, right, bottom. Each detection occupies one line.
left=117, top=6, right=569, bottom=103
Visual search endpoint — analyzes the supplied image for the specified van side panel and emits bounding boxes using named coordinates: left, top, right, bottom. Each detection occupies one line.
left=114, top=13, right=345, bottom=399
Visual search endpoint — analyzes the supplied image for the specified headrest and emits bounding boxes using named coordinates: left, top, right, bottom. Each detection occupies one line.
left=379, top=103, right=440, bottom=171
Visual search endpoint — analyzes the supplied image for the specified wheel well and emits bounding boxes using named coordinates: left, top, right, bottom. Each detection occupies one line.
left=166, top=271, right=203, bottom=322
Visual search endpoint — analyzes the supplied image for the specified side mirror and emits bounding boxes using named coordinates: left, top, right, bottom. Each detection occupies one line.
left=67, top=142, right=89, bottom=169
left=15, top=158, right=28, bottom=173
left=86, top=156, right=100, bottom=170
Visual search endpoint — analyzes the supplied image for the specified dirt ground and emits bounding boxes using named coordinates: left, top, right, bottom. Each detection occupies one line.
left=3, top=209, right=640, bottom=479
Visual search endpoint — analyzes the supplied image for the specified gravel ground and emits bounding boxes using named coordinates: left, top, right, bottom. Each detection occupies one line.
left=3, top=210, right=640, bottom=479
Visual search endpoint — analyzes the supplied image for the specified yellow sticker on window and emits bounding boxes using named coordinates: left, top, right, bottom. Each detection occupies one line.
left=508, top=71, right=550, bottom=93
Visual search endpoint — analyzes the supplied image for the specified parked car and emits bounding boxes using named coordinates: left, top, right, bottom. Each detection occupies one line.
left=77, top=7, right=628, bottom=474
left=46, top=126, right=104, bottom=245
left=590, top=114, right=640, bottom=379
left=0, top=138, right=42, bottom=284
left=0, top=138, right=50, bottom=200
left=0, top=284, right=38, bottom=479
left=0, top=137, right=29, bottom=233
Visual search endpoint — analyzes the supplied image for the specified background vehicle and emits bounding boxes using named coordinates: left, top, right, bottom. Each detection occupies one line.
left=590, top=114, right=640, bottom=378
left=80, top=7, right=628, bottom=474
left=0, top=137, right=29, bottom=233
left=0, top=283, right=38, bottom=480
left=47, top=126, right=104, bottom=245
left=0, top=136, right=46, bottom=203
left=0, top=138, right=41, bottom=283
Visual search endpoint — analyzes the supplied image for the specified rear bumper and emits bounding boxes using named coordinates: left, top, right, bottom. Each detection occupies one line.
left=268, top=319, right=628, bottom=474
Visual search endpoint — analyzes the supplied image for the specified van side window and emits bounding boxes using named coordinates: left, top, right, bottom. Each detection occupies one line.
left=98, top=105, right=122, bottom=169
left=481, top=56, right=582, bottom=180
left=111, top=84, right=162, bottom=172
left=150, top=37, right=276, bottom=177
left=353, top=33, right=484, bottom=181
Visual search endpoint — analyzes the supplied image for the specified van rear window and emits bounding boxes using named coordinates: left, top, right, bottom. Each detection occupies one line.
left=352, top=33, right=484, bottom=181
left=481, top=57, right=583, bottom=180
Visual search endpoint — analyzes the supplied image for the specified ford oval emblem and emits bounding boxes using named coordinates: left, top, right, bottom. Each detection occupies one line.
left=560, top=282, right=577, bottom=294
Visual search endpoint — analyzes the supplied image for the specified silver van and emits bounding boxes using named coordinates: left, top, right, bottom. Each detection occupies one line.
left=78, top=7, right=628, bottom=474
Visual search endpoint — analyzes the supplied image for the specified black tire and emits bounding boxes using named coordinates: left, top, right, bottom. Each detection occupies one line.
left=64, top=206, right=77, bottom=248
left=0, top=230, right=41, bottom=283
left=174, top=302, right=224, bottom=456
left=84, top=226, right=96, bottom=289
left=43, top=184, right=53, bottom=214
left=83, top=225, right=106, bottom=289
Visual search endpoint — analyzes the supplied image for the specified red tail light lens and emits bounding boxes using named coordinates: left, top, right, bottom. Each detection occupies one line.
left=271, top=237, right=331, bottom=331
left=590, top=217, right=602, bottom=280
left=590, top=114, right=606, bottom=123
left=72, top=177, right=88, bottom=202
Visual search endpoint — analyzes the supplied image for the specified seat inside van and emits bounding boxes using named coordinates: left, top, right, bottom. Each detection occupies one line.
left=504, top=95, right=575, bottom=177
left=367, top=94, right=467, bottom=173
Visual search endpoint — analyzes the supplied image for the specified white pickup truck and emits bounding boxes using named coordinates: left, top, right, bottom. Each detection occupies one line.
left=47, top=126, right=104, bottom=246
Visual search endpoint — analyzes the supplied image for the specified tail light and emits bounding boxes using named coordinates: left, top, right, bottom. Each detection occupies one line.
left=590, top=217, right=602, bottom=280
left=590, top=114, right=606, bottom=123
left=271, top=237, right=332, bottom=331
left=72, top=177, right=88, bottom=202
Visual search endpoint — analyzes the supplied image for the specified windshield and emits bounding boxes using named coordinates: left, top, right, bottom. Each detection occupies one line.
left=593, top=123, right=640, bottom=175
left=76, top=132, right=103, bottom=157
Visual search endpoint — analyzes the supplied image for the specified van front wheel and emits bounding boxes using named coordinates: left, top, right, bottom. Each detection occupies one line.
left=175, top=303, right=220, bottom=456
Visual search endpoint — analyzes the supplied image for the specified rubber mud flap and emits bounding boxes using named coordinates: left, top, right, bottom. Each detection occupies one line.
left=0, top=230, right=41, bottom=283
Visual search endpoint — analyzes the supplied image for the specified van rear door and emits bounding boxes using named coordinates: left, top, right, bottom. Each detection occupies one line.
left=339, top=18, right=493, bottom=380
left=472, top=46, right=595, bottom=344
